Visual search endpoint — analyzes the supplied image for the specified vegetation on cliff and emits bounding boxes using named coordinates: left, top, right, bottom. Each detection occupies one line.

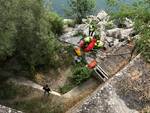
left=65, top=0, right=96, bottom=23
left=107, top=0, right=150, bottom=62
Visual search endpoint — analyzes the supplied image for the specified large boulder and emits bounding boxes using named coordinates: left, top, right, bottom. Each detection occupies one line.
left=75, top=24, right=87, bottom=31
left=106, top=28, right=121, bottom=38
left=65, top=36, right=82, bottom=45
left=59, top=31, right=78, bottom=41
left=87, top=15, right=99, bottom=23
left=106, top=28, right=134, bottom=40
left=97, top=10, right=108, bottom=21
left=124, top=18, right=134, bottom=28
left=75, top=24, right=89, bottom=36
left=100, top=31, right=107, bottom=42
left=120, top=28, right=134, bottom=40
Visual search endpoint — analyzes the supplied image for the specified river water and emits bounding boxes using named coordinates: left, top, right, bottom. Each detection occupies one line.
left=50, top=0, right=135, bottom=17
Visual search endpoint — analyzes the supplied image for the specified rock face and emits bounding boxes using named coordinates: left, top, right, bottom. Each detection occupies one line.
left=124, top=18, right=134, bottom=28
left=66, top=55, right=150, bottom=113
left=97, top=10, right=108, bottom=21
left=0, top=105, right=23, bottom=113
left=106, top=28, right=121, bottom=38
left=60, top=10, right=136, bottom=49
left=59, top=11, right=149, bottom=113
left=106, top=28, right=134, bottom=40
left=96, top=42, right=134, bottom=77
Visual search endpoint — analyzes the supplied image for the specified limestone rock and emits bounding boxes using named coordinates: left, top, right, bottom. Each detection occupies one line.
left=106, top=37, right=113, bottom=43
left=65, top=36, right=81, bottom=45
left=100, top=31, right=107, bottom=42
left=120, top=28, right=134, bottom=40
left=106, top=28, right=134, bottom=40
left=106, top=28, right=121, bottom=38
left=82, top=18, right=87, bottom=23
left=113, top=39, right=120, bottom=46
left=0, top=105, right=23, bottom=113
left=124, top=18, right=134, bottom=28
left=97, top=10, right=108, bottom=21
left=75, top=24, right=88, bottom=31
left=87, top=15, right=99, bottom=23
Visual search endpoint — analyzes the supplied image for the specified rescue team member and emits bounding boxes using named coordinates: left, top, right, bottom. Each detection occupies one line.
left=74, top=46, right=82, bottom=56
left=94, top=40, right=104, bottom=49
left=86, top=60, right=97, bottom=69
left=43, top=84, right=51, bottom=96
left=84, top=38, right=97, bottom=52
left=89, top=22, right=96, bottom=36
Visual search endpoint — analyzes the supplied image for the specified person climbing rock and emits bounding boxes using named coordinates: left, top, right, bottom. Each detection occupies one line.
left=89, top=20, right=97, bottom=36
left=79, top=39, right=85, bottom=48
left=84, top=38, right=97, bottom=52
left=43, top=84, right=51, bottom=96
left=86, top=60, right=97, bottom=69
left=74, top=46, right=82, bottom=56
left=89, top=25, right=95, bottom=36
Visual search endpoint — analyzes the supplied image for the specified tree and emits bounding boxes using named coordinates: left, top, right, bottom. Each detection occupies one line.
left=15, top=0, right=62, bottom=73
left=0, top=0, right=17, bottom=61
left=66, top=0, right=96, bottom=23
left=0, top=0, right=63, bottom=75
left=46, top=12, right=63, bottom=36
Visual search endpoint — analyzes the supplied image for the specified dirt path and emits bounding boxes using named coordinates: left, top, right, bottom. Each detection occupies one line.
left=63, top=78, right=99, bottom=99
left=7, top=74, right=100, bottom=113
left=8, top=78, right=61, bottom=97
left=8, top=77, right=99, bottom=99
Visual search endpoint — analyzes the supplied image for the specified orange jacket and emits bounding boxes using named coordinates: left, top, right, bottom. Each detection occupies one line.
left=88, top=60, right=97, bottom=69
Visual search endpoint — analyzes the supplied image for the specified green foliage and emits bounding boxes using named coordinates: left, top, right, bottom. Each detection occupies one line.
left=15, top=0, right=61, bottom=73
left=0, top=83, right=18, bottom=100
left=46, top=12, right=63, bottom=36
left=0, top=83, right=64, bottom=113
left=64, top=19, right=76, bottom=27
left=109, top=0, right=150, bottom=62
left=12, top=98, right=64, bottom=113
left=71, top=66, right=91, bottom=85
left=0, top=0, right=64, bottom=75
left=105, top=20, right=115, bottom=29
left=136, top=29, right=150, bottom=62
left=66, top=0, right=96, bottom=23
left=59, top=84, right=75, bottom=94
left=0, top=0, right=17, bottom=61
left=0, top=83, right=30, bottom=100
left=106, top=0, right=118, bottom=7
